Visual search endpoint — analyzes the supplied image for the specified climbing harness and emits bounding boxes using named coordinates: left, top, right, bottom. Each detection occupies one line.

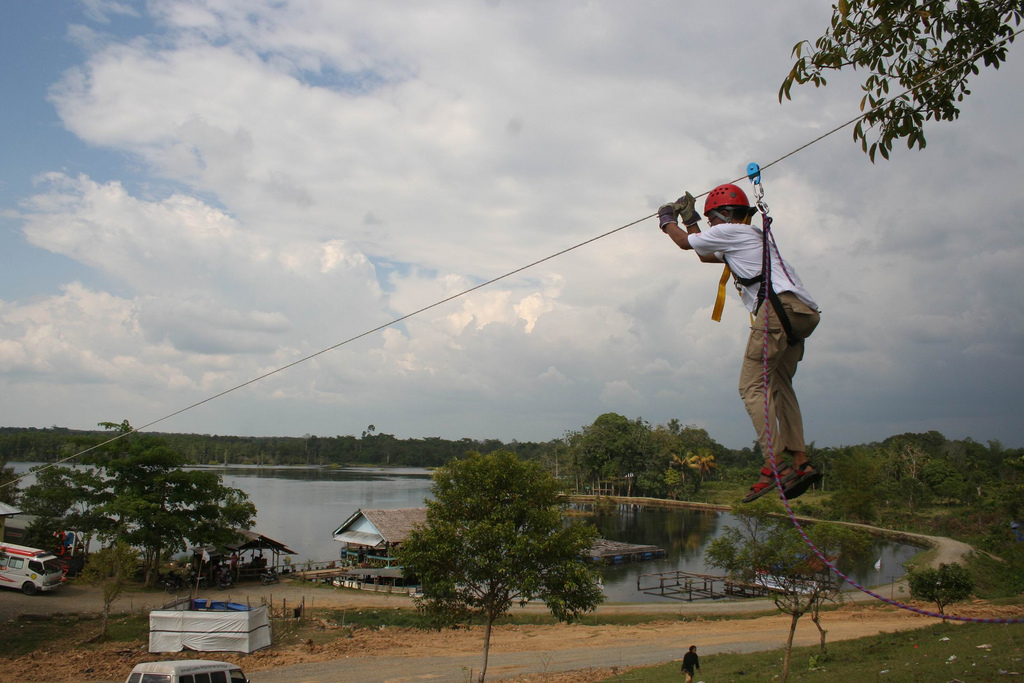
left=749, top=164, right=1022, bottom=625
left=710, top=164, right=803, bottom=347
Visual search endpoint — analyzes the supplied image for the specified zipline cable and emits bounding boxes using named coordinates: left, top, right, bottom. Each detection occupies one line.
left=6, top=25, right=1024, bottom=499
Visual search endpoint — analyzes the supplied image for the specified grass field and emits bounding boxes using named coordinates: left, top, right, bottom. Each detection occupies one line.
left=0, top=613, right=150, bottom=657
left=601, top=620, right=1024, bottom=682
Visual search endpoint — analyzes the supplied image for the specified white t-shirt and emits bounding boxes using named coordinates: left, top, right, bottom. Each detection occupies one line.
left=688, top=222, right=819, bottom=314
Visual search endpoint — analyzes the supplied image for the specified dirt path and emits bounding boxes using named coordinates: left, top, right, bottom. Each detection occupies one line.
left=243, top=603, right=1008, bottom=683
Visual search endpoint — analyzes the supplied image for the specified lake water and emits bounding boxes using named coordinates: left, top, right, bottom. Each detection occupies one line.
left=10, top=463, right=921, bottom=603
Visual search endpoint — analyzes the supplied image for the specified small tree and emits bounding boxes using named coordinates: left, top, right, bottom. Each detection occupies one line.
left=907, top=562, right=975, bottom=614
left=706, top=500, right=870, bottom=683
left=663, top=466, right=683, bottom=500
left=80, top=541, right=139, bottom=640
left=398, top=451, right=604, bottom=683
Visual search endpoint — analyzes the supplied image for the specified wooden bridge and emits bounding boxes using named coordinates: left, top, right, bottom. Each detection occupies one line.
left=637, top=570, right=773, bottom=601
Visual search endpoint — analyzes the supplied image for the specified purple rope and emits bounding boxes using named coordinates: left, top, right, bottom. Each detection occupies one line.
left=757, top=213, right=1023, bottom=625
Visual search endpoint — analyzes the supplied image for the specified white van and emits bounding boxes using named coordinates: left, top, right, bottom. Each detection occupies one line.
left=0, top=543, right=64, bottom=595
left=125, top=660, right=248, bottom=683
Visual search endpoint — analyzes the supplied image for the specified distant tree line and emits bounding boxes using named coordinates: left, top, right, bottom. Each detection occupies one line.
left=0, top=425, right=550, bottom=468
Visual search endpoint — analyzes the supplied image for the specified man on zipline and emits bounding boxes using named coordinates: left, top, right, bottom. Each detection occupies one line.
left=658, top=184, right=822, bottom=502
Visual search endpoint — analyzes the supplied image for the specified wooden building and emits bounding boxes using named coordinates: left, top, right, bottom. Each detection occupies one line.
left=332, top=508, right=427, bottom=568
left=225, top=530, right=298, bottom=579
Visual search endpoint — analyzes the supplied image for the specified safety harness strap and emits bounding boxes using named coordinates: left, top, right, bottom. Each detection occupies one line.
left=726, top=219, right=803, bottom=347
left=711, top=265, right=732, bottom=322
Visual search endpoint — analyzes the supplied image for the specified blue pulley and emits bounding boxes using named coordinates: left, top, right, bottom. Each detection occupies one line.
left=746, top=162, right=761, bottom=185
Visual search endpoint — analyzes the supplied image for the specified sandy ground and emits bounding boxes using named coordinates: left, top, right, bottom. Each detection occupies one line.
left=0, top=528, right=1010, bottom=683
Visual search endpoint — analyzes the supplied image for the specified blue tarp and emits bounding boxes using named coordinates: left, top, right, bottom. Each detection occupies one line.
left=191, top=598, right=250, bottom=611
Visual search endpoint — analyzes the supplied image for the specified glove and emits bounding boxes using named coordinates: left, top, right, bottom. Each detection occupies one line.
left=658, top=192, right=701, bottom=232
left=658, top=203, right=679, bottom=231
left=674, top=192, right=701, bottom=226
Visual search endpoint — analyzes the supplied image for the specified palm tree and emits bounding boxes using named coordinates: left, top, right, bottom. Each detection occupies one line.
left=669, top=452, right=702, bottom=485
left=692, top=449, right=718, bottom=482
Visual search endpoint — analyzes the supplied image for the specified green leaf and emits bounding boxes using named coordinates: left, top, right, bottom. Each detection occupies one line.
left=779, top=0, right=1019, bottom=160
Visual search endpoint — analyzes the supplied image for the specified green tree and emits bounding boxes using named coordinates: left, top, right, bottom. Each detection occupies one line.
left=782, top=1, right=1022, bottom=161
left=824, top=447, right=880, bottom=522
left=80, top=541, right=139, bottom=640
left=663, top=466, right=683, bottom=500
left=17, top=421, right=257, bottom=587
left=907, top=562, right=975, bottom=614
left=19, top=465, right=112, bottom=554
left=879, top=443, right=930, bottom=513
left=707, top=500, right=870, bottom=682
left=398, top=451, right=604, bottom=683
left=0, top=454, right=17, bottom=505
left=921, top=458, right=964, bottom=504
left=101, top=440, right=256, bottom=586
left=569, top=414, right=652, bottom=496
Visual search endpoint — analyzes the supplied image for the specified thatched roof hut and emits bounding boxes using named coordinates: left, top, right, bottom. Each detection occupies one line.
left=332, top=507, right=427, bottom=549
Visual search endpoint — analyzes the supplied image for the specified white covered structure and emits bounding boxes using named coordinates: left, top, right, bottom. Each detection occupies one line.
left=148, top=605, right=271, bottom=654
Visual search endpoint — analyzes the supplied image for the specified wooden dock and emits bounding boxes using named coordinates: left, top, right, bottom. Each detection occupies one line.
left=637, top=570, right=772, bottom=601
left=584, top=539, right=666, bottom=564
left=290, top=566, right=351, bottom=582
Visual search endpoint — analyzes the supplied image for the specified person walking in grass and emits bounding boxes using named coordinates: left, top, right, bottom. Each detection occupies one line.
left=659, top=185, right=822, bottom=503
left=681, top=644, right=701, bottom=682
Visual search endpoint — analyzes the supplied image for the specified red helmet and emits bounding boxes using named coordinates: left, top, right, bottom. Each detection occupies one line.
left=704, top=184, right=751, bottom=214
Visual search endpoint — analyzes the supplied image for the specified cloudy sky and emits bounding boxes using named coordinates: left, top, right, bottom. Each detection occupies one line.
left=2, top=1, right=1022, bottom=450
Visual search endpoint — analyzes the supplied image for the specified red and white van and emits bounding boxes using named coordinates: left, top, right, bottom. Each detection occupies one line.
left=0, top=543, right=64, bottom=595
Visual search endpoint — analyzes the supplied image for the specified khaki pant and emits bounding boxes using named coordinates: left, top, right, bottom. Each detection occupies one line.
left=738, top=291, right=820, bottom=457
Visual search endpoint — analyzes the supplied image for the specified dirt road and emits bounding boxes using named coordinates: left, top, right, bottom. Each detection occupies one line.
left=243, top=603, right=1002, bottom=683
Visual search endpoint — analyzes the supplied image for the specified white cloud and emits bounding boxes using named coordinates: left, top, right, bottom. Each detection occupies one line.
left=1, top=0, right=1023, bottom=446
left=81, top=0, right=139, bottom=24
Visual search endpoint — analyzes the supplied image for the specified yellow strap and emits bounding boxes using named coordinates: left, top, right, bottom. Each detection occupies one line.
left=711, top=265, right=731, bottom=322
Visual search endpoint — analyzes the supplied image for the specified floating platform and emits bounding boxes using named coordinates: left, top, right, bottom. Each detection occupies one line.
left=584, top=539, right=666, bottom=564
left=637, top=570, right=773, bottom=601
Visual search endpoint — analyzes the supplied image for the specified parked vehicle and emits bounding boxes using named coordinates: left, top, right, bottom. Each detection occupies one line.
left=214, top=565, right=234, bottom=590
left=162, top=571, right=185, bottom=594
left=187, top=567, right=208, bottom=590
left=0, top=543, right=64, bottom=595
left=125, top=660, right=248, bottom=683
left=259, top=567, right=278, bottom=585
